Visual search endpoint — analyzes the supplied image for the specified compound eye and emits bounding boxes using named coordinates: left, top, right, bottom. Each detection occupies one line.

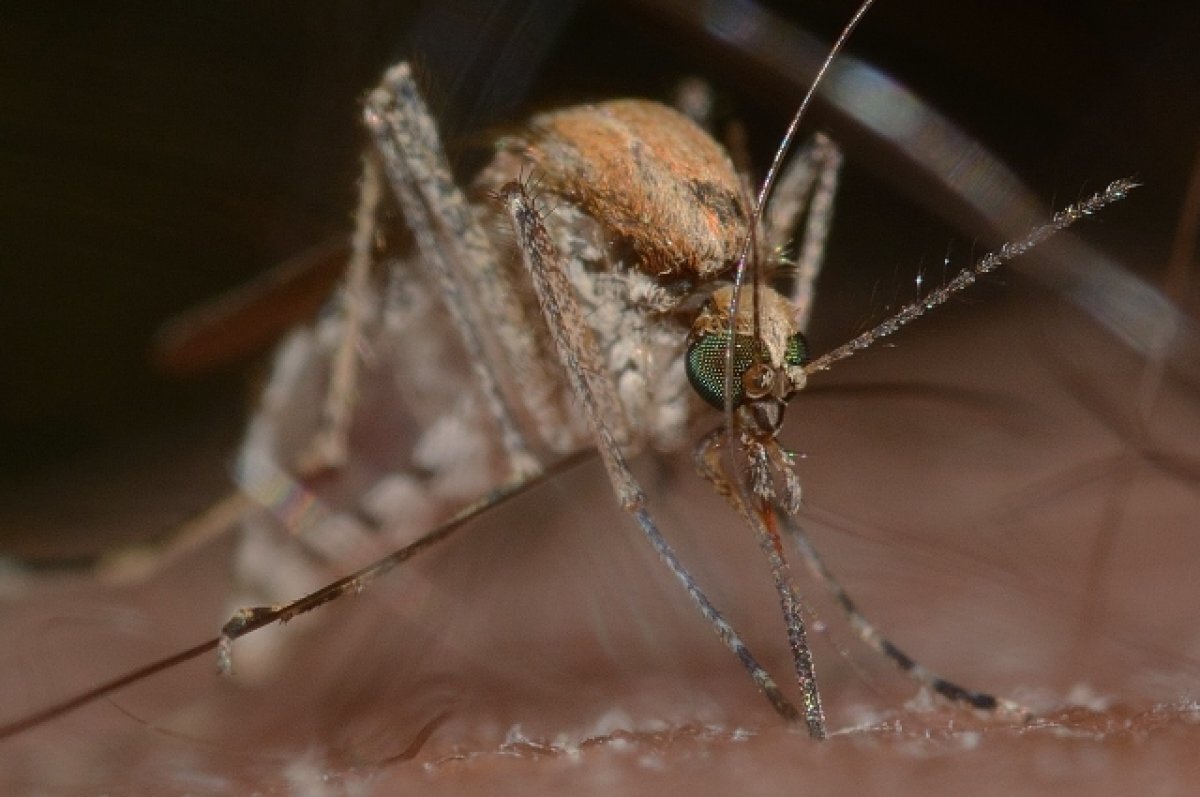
left=685, top=330, right=811, bottom=410
left=785, top=331, right=809, bottom=369
left=685, top=331, right=760, bottom=410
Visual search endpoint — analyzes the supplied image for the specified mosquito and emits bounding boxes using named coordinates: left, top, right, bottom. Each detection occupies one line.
left=0, top=0, right=1135, bottom=743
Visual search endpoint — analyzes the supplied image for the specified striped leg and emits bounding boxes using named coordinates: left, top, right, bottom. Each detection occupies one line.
left=777, top=508, right=1029, bottom=718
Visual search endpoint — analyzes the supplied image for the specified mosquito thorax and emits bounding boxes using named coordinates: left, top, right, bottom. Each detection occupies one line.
left=685, top=285, right=809, bottom=415
left=502, top=99, right=750, bottom=279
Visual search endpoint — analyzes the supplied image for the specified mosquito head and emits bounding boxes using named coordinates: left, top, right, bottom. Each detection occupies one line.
left=712, top=0, right=874, bottom=438
left=686, top=285, right=809, bottom=436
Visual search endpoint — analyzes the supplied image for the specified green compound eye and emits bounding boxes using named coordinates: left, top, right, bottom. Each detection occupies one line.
left=685, top=331, right=808, bottom=410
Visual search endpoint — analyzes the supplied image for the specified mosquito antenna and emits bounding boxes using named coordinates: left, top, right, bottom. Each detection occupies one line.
left=802, top=178, right=1138, bottom=376
left=722, top=0, right=875, bottom=436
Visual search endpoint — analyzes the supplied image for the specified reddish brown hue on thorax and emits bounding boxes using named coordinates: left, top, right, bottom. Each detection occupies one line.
left=525, top=100, right=749, bottom=279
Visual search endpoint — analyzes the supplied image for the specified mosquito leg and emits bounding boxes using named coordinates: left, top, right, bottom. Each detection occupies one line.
left=775, top=507, right=1029, bottom=718
left=783, top=134, right=841, bottom=334
left=0, top=455, right=609, bottom=741
left=85, top=492, right=255, bottom=584
left=363, top=91, right=538, bottom=480
left=228, top=223, right=544, bottom=650
left=366, top=63, right=574, bottom=461
left=294, top=153, right=384, bottom=475
left=695, top=429, right=826, bottom=738
left=494, top=180, right=804, bottom=727
left=765, top=133, right=843, bottom=334
left=223, top=450, right=601, bottom=675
